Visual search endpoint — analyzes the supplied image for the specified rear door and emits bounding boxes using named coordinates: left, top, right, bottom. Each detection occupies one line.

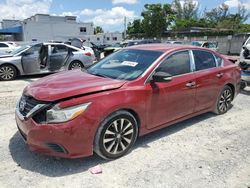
left=192, top=50, right=224, bottom=112
left=21, top=44, right=42, bottom=74
left=146, top=50, right=196, bottom=129
left=48, top=44, right=68, bottom=71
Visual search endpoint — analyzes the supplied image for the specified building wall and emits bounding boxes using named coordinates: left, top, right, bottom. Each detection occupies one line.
left=163, top=34, right=250, bottom=55
left=1, top=14, right=123, bottom=45
left=22, top=14, right=95, bottom=42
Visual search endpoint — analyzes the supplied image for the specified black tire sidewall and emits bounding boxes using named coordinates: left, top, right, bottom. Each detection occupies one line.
left=0, top=65, right=17, bottom=81
left=94, top=111, right=138, bottom=160
left=68, top=61, right=84, bottom=70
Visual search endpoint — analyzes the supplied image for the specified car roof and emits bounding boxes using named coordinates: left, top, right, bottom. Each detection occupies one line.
left=126, top=43, right=208, bottom=53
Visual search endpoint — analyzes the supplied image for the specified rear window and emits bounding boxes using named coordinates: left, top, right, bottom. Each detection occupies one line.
left=193, top=50, right=216, bottom=71
left=0, top=43, right=8, bottom=48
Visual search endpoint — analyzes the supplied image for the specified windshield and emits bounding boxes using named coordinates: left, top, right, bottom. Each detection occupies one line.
left=11, top=45, right=30, bottom=55
left=87, top=49, right=163, bottom=81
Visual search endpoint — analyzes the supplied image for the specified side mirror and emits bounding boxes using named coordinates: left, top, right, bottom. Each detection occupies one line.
left=152, top=71, right=172, bottom=82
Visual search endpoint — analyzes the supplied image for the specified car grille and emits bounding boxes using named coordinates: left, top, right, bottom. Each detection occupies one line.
left=18, top=96, right=48, bottom=117
left=18, top=96, right=38, bottom=116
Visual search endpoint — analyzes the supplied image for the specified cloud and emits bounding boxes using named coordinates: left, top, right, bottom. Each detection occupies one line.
left=0, top=0, right=51, bottom=20
left=224, top=0, right=240, bottom=7
left=62, top=7, right=137, bottom=32
left=224, top=0, right=250, bottom=9
left=112, top=0, right=137, bottom=4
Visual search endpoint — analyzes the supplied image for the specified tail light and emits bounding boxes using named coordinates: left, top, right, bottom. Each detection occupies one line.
left=84, top=52, right=92, bottom=57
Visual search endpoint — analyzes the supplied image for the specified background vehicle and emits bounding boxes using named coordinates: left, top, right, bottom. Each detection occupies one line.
left=240, top=36, right=250, bottom=64
left=165, top=40, right=183, bottom=44
left=103, top=43, right=123, bottom=57
left=16, top=44, right=240, bottom=160
left=0, top=42, right=94, bottom=80
left=0, top=41, right=18, bottom=54
left=191, top=41, right=218, bottom=51
left=238, top=36, right=250, bottom=89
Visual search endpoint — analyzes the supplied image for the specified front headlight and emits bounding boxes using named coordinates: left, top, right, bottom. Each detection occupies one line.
left=46, top=102, right=91, bottom=124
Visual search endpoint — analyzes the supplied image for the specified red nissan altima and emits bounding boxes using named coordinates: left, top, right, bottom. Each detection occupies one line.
left=15, top=44, right=241, bottom=159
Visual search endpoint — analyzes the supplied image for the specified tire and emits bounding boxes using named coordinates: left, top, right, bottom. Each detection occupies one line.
left=214, top=85, right=233, bottom=115
left=68, top=61, right=84, bottom=70
left=0, top=64, right=17, bottom=81
left=94, top=110, right=138, bottom=160
left=240, top=80, right=247, bottom=90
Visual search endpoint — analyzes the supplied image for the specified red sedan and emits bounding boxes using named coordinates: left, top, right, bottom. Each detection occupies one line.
left=15, top=44, right=241, bottom=159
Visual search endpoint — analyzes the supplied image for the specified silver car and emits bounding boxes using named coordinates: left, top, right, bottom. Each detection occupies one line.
left=0, top=42, right=94, bottom=81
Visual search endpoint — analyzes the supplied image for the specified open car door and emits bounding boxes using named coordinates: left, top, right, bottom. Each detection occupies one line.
left=21, top=43, right=42, bottom=74
left=47, top=44, right=69, bottom=71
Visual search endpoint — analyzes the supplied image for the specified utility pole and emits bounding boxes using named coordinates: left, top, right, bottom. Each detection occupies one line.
left=124, top=16, right=127, bottom=40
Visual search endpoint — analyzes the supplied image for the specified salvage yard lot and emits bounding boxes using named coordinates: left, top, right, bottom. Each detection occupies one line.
left=0, top=75, right=249, bottom=188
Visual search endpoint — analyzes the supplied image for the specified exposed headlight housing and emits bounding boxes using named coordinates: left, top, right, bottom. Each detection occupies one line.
left=46, top=102, right=91, bottom=124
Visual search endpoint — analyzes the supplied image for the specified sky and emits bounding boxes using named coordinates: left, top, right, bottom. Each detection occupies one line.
left=0, top=0, right=249, bottom=32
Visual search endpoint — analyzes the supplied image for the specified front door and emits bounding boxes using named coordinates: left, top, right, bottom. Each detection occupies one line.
left=21, top=44, right=42, bottom=74
left=146, top=50, right=196, bottom=129
left=48, top=44, right=68, bottom=71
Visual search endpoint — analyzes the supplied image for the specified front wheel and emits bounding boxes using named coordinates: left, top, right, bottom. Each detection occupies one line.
left=214, top=85, right=233, bottom=115
left=0, top=64, right=17, bottom=81
left=94, top=110, right=138, bottom=160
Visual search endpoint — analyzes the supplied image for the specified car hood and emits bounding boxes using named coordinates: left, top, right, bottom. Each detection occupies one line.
left=24, top=70, right=126, bottom=102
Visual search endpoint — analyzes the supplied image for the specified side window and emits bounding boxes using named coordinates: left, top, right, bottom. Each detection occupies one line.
left=156, top=51, right=191, bottom=76
left=0, top=43, right=8, bottom=48
left=51, top=45, right=68, bottom=54
left=24, top=44, right=42, bottom=55
left=193, top=50, right=216, bottom=71
left=214, top=54, right=223, bottom=66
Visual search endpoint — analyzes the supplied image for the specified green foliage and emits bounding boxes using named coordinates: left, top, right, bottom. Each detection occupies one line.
left=172, top=0, right=199, bottom=20
left=127, top=1, right=250, bottom=37
left=94, top=26, right=104, bottom=34
left=205, top=3, right=249, bottom=31
left=127, top=19, right=143, bottom=34
left=141, top=3, right=175, bottom=37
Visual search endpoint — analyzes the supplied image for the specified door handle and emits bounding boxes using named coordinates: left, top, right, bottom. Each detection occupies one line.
left=216, top=72, right=224, bottom=78
left=186, top=81, right=196, bottom=88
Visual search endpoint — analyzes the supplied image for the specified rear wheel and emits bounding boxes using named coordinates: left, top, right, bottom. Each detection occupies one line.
left=214, top=85, right=233, bottom=115
left=94, top=110, right=138, bottom=160
left=68, top=61, right=84, bottom=70
left=0, top=64, right=17, bottom=81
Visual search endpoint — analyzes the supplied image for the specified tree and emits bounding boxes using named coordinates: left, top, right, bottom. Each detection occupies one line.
left=205, top=3, right=229, bottom=25
left=205, top=3, right=249, bottom=31
left=172, top=0, right=199, bottom=20
left=141, top=3, right=175, bottom=37
left=171, top=0, right=200, bottom=30
left=94, top=26, right=104, bottom=34
left=127, top=19, right=143, bottom=34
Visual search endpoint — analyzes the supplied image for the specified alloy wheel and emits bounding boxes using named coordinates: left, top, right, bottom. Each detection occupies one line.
left=103, top=118, right=135, bottom=155
left=69, top=62, right=83, bottom=70
left=218, top=88, right=232, bottom=113
left=0, top=65, right=15, bottom=80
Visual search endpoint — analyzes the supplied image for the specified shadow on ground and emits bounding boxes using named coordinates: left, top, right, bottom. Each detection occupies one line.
left=9, top=112, right=215, bottom=177
left=240, top=88, right=250, bottom=96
